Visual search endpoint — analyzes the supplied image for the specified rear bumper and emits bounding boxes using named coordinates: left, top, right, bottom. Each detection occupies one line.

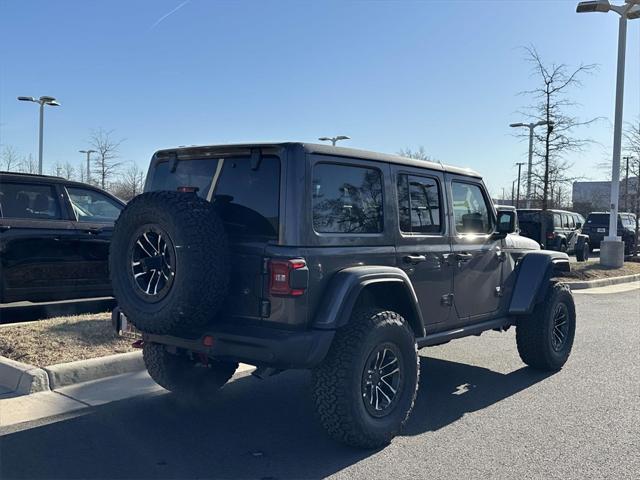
left=112, top=308, right=334, bottom=369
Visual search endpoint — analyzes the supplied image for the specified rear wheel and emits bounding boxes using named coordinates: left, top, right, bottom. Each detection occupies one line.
left=516, top=283, right=576, bottom=371
left=143, top=342, right=238, bottom=398
left=575, top=242, right=589, bottom=262
left=312, top=308, right=419, bottom=449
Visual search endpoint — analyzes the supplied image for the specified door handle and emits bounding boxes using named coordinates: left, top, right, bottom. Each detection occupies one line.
left=403, top=254, right=427, bottom=264
left=83, top=227, right=103, bottom=235
left=0, top=225, right=10, bottom=232
left=456, top=252, right=474, bottom=262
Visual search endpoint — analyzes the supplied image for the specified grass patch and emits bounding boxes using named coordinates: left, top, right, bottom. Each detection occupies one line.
left=0, top=312, right=134, bottom=368
left=558, top=260, right=640, bottom=282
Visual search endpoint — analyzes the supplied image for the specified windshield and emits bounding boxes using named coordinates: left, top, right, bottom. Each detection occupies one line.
left=148, top=156, right=280, bottom=239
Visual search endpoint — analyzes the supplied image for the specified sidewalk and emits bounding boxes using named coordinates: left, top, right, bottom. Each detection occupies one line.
left=0, top=364, right=255, bottom=429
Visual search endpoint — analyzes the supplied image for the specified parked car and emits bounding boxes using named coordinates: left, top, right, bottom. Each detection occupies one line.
left=582, top=212, right=638, bottom=255
left=517, top=208, right=590, bottom=261
left=0, top=172, right=125, bottom=303
left=110, top=143, right=575, bottom=448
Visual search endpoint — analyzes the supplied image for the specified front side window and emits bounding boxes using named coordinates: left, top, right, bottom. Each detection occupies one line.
left=397, top=174, right=442, bottom=234
left=67, top=187, right=123, bottom=223
left=451, top=182, right=492, bottom=234
left=312, top=163, right=383, bottom=234
left=0, top=183, right=61, bottom=220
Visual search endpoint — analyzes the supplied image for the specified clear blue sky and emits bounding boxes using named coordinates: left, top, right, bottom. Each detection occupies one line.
left=0, top=0, right=638, bottom=197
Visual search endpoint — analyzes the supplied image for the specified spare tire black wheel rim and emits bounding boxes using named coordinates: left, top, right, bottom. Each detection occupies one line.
left=551, top=303, right=569, bottom=352
left=129, top=225, right=176, bottom=302
left=361, top=343, right=404, bottom=418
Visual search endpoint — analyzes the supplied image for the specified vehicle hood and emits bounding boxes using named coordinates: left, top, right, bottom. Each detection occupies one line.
left=503, top=233, right=541, bottom=251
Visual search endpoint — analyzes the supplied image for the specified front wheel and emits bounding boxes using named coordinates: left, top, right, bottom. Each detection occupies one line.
left=312, top=308, right=419, bottom=449
left=516, top=283, right=576, bottom=371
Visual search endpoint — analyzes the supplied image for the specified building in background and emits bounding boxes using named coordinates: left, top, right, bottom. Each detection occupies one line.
left=572, top=178, right=639, bottom=216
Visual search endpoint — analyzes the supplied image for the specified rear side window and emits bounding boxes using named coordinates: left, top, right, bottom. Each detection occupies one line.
left=451, top=182, right=493, bottom=234
left=312, top=163, right=383, bottom=234
left=67, top=187, right=122, bottom=223
left=397, top=174, right=442, bottom=234
left=149, top=156, right=280, bottom=239
left=553, top=214, right=562, bottom=228
left=0, top=182, right=61, bottom=220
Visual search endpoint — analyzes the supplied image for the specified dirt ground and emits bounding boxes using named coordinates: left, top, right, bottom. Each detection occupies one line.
left=558, top=260, right=640, bottom=282
left=0, top=312, right=134, bottom=368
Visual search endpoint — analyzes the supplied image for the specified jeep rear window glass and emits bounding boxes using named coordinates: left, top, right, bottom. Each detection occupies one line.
left=586, top=214, right=610, bottom=225
left=149, top=156, right=280, bottom=239
left=517, top=211, right=540, bottom=223
left=0, top=183, right=61, bottom=220
left=312, top=163, right=383, bottom=234
left=451, top=182, right=492, bottom=234
left=397, top=174, right=442, bottom=234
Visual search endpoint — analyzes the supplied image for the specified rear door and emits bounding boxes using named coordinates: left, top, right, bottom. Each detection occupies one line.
left=0, top=181, right=77, bottom=302
left=146, top=152, right=281, bottom=320
left=64, top=185, right=124, bottom=296
left=393, top=166, right=453, bottom=328
left=447, top=176, right=502, bottom=324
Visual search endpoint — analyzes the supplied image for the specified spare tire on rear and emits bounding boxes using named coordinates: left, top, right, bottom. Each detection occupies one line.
left=109, top=191, right=229, bottom=335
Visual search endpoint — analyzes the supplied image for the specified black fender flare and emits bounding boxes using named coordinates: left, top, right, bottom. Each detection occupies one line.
left=313, top=265, right=425, bottom=337
left=509, top=251, right=571, bottom=316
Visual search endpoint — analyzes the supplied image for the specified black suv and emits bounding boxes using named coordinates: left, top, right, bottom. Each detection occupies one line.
left=0, top=172, right=124, bottom=303
left=110, top=143, right=576, bottom=448
left=582, top=212, right=638, bottom=255
left=517, top=209, right=590, bottom=261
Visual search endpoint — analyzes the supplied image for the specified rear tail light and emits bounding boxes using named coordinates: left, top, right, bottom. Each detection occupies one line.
left=177, top=186, right=199, bottom=193
left=269, top=259, right=308, bottom=297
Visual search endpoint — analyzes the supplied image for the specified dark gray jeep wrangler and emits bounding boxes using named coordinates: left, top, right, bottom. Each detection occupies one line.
left=110, top=143, right=575, bottom=448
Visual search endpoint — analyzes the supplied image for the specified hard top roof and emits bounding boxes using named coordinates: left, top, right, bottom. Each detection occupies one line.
left=153, top=142, right=482, bottom=178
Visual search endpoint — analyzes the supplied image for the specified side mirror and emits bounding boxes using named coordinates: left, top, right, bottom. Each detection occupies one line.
left=495, top=210, right=516, bottom=238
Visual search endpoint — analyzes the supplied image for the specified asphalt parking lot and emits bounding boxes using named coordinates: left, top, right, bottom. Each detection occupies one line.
left=0, top=285, right=638, bottom=480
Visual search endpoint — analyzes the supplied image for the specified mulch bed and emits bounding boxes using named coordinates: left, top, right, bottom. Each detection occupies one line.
left=558, top=260, right=640, bottom=282
left=0, top=312, right=134, bottom=368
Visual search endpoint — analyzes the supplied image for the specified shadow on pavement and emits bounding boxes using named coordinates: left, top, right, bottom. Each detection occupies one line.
left=0, top=298, right=115, bottom=324
left=0, top=356, right=554, bottom=479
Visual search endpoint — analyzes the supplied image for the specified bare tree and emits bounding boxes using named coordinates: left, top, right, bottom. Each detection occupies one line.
left=23, top=154, right=38, bottom=174
left=1, top=146, right=23, bottom=171
left=397, top=146, right=433, bottom=161
left=77, top=163, right=87, bottom=183
left=110, top=163, right=146, bottom=201
left=518, top=47, right=599, bottom=210
left=62, top=162, right=76, bottom=180
left=624, top=118, right=640, bottom=251
left=90, top=128, right=125, bottom=189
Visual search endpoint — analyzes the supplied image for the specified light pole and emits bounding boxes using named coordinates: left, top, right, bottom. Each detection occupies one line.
left=17, top=96, right=61, bottom=175
left=515, top=162, right=525, bottom=209
left=79, top=149, right=96, bottom=183
left=509, top=120, right=554, bottom=208
left=577, top=0, right=640, bottom=267
left=318, top=135, right=350, bottom=146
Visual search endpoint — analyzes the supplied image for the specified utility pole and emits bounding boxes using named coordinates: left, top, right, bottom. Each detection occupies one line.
left=515, top=162, right=525, bottom=209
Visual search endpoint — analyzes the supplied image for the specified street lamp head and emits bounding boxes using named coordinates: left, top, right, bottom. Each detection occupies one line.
left=509, top=123, right=526, bottom=128
left=576, top=0, right=611, bottom=12
left=46, top=100, right=61, bottom=107
left=628, top=5, right=640, bottom=18
left=318, top=137, right=330, bottom=142
left=335, top=135, right=350, bottom=141
left=39, top=96, right=56, bottom=103
left=17, top=96, right=36, bottom=102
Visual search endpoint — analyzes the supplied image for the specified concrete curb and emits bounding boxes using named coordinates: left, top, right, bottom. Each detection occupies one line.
left=0, top=356, right=50, bottom=394
left=43, top=351, right=144, bottom=390
left=564, top=273, right=640, bottom=290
